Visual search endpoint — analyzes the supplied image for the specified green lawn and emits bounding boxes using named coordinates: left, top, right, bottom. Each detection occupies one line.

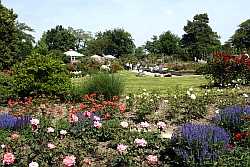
left=74, top=70, right=209, bottom=96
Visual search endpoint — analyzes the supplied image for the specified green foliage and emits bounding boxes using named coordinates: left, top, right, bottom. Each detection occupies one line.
left=181, top=13, right=221, bottom=60
left=11, top=53, right=72, bottom=99
left=230, top=19, right=250, bottom=52
left=86, top=28, right=135, bottom=57
left=84, top=73, right=125, bottom=100
left=0, top=71, right=17, bottom=104
left=198, top=52, right=249, bottom=86
left=145, top=31, right=181, bottom=56
left=41, top=25, right=76, bottom=52
left=0, top=4, right=20, bottom=70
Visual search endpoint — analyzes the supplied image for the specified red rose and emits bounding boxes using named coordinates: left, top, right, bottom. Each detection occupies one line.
left=244, top=131, right=249, bottom=136
left=234, top=133, right=242, bottom=141
left=228, top=143, right=234, bottom=148
left=246, top=115, right=250, bottom=119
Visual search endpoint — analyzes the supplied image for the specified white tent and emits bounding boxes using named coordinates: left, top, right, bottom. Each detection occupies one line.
left=104, top=55, right=116, bottom=59
left=64, top=49, right=85, bottom=62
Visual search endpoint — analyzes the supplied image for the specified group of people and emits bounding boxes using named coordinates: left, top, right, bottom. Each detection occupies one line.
left=125, top=62, right=133, bottom=70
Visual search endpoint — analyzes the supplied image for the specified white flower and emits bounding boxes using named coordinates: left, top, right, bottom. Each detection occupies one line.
left=190, top=94, right=196, bottom=100
left=150, top=99, right=154, bottom=102
left=125, top=96, right=130, bottom=100
left=174, top=95, right=177, bottom=99
left=60, top=130, right=67, bottom=135
left=189, top=87, right=193, bottom=91
left=1, top=144, right=5, bottom=148
left=215, top=110, right=220, bottom=114
left=120, top=121, right=128, bottom=128
left=157, top=122, right=166, bottom=129
left=143, top=89, right=147, bottom=92
left=187, top=90, right=191, bottom=96
left=29, top=161, right=39, bottom=167
left=205, top=93, right=207, bottom=96
left=164, top=100, right=169, bottom=103
left=243, top=93, right=248, bottom=98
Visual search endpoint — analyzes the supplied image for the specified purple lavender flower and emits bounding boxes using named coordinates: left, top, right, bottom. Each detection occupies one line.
left=171, top=123, right=229, bottom=165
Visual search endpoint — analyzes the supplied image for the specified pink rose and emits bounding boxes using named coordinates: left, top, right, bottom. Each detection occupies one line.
left=120, top=121, right=128, bottom=128
left=71, top=114, right=78, bottom=123
left=11, top=134, right=20, bottom=139
left=30, top=118, right=40, bottom=126
left=157, top=121, right=166, bottom=129
left=93, top=116, right=101, bottom=121
left=48, top=143, right=56, bottom=150
left=134, top=138, right=147, bottom=147
left=63, top=155, right=76, bottom=167
left=47, top=127, right=55, bottom=133
left=140, top=122, right=149, bottom=129
left=29, top=161, right=39, bottom=167
left=60, top=130, right=67, bottom=135
left=94, top=121, right=102, bottom=129
left=40, top=104, right=46, bottom=109
left=117, top=144, right=128, bottom=154
left=147, top=155, right=157, bottom=165
left=3, top=153, right=15, bottom=165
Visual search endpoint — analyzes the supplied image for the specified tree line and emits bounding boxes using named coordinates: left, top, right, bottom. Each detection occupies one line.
left=0, top=3, right=249, bottom=70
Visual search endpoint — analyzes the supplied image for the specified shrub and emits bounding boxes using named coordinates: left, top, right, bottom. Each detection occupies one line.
left=11, top=53, right=72, bottom=99
left=0, top=71, right=17, bottom=104
left=198, top=52, right=250, bottom=86
left=84, top=73, right=124, bottom=101
left=171, top=123, right=229, bottom=166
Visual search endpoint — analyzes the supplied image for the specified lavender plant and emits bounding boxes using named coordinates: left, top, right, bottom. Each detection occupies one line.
left=171, top=123, right=229, bottom=166
left=0, top=114, right=31, bottom=130
left=214, top=105, right=250, bottom=135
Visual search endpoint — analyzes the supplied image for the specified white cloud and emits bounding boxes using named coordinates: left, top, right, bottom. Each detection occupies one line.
left=164, top=9, right=173, bottom=15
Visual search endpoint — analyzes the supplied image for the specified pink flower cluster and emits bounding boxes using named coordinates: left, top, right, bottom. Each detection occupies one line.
left=93, top=116, right=102, bottom=129
left=63, top=155, right=76, bottom=167
left=68, top=114, right=78, bottom=123
left=3, top=153, right=15, bottom=165
left=117, top=144, right=128, bottom=154
left=147, top=155, right=157, bottom=165
left=134, top=138, right=147, bottom=147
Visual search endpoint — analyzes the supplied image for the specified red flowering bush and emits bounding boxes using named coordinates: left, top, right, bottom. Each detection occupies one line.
left=199, top=52, right=250, bottom=86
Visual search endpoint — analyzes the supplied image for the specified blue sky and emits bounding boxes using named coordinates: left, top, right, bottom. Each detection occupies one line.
left=2, top=0, right=250, bottom=47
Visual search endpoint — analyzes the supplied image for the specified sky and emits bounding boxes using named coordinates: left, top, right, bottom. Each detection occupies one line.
left=2, top=0, right=250, bottom=47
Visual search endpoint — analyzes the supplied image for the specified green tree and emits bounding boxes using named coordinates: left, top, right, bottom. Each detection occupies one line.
left=158, top=31, right=180, bottom=56
left=145, top=35, right=160, bottom=54
left=68, top=27, right=93, bottom=52
left=86, top=28, right=135, bottom=57
left=15, top=21, right=35, bottom=60
left=0, top=4, right=20, bottom=70
left=181, top=13, right=221, bottom=60
left=41, top=25, right=76, bottom=52
left=229, top=19, right=250, bottom=52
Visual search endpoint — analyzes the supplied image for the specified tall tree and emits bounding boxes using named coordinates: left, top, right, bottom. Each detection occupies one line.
left=68, top=27, right=93, bottom=52
left=181, top=13, right=221, bottom=60
left=15, top=21, right=35, bottom=60
left=41, top=25, right=76, bottom=52
left=86, top=28, right=135, bottom=57
left=0, top=4, right=20, bottom=70
left=229, top=19, right=250, bottom=52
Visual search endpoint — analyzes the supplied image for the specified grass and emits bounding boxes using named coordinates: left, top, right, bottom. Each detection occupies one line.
left=73, top=70, right=209, bottom=96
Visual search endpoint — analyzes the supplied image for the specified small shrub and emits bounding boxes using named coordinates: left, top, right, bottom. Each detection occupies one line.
left=171, top=123, right=229, bottom=166
left=84, top=73, right=124, bottom=101
left=11, top=53, right=72, bottom=99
